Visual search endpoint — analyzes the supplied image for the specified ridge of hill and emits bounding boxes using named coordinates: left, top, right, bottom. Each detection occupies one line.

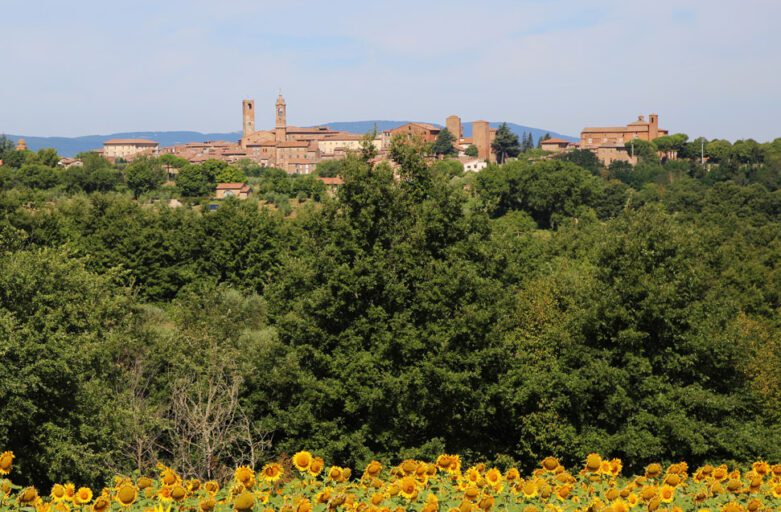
left=3, top=122, right=577, bottom=157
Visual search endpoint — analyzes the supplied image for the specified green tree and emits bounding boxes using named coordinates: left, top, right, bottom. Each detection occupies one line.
left=625, top=138, right=658, bottom=162
left=491, top=123, right=521, bottom=163
left=125, top=157, right=165, bottom=198
left=464, top=144, right=478, bottom=157
left=176, top=164, right=214, bottom=197
left=0, top=135, right=14, bottom=160
left=432, top=128, right=456, bottom=156
left=215, top=166, right=247, bottom=183
left=35, top=148, right=60, bottom=167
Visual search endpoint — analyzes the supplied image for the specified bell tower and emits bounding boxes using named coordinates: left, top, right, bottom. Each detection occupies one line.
left=275, top=94, right=287, bottom=143
left=242, top=99, right=255, bottom=138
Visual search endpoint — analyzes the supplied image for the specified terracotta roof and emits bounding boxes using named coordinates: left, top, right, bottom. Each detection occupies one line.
left=277, top=141, right=310, bottom=148
left=318, top=177, right=344, bottom=186
left=541, top=138, right=571, bottom=144
left=104, top=139, right=158, bottom=145
left=581, top=126, right=639, bottom=133
left=216, top=182, right=249, bottom=190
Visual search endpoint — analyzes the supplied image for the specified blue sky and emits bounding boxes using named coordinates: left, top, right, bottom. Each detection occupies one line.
left=2, top=0, right=780, bottom=141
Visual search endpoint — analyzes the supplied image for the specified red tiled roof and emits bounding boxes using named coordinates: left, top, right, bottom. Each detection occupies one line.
left=104, top=139, right=158, bottom=145
left=216, top=183, right=249, bottom=190
left=318, top=177, right=344, bottom=186
left=541, top=138, right=570, bottom=144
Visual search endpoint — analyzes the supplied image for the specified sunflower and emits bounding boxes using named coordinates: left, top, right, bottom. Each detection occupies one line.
left=50, top=484, right=67, bottom=502
left=505, top=468, right=520, bottom=483
left=161, top=468, right=180, bottom=487
left=204, top=481, right=220, bottom=494
left=293, top=451, right=313, bottom=472
left=772, top=484, right=781, bottom=499
left=485, top=468, right=502, bottom=488
left=92, top=495, right=111, bottom=512
left=721, top=503, right=743, bottom=512
left=477, top=495, right=494, bottom=511
left=436, top=455, right=453, bottom=472
left=170, top=484, right=187, bottom=502
left=115, top=484, right=137, bottom=507
left=0, top=452, right=14, bottom=476
left=296, top=498, right=313, bottom=512
left=234, top=492, right=255, bottom=511
left=328, top=466, right=344, bottom=482
left=18, top=487, right=39, bottom=504
left=522, top=480, right=539, bottom=499
left=399, top=476, right=418, bottom=500
left=401, top=460, right=418, bottom=476
left=309, top=457, right=324, bottom=477
left=365, top=460, right=383, bottom=478
left=137, top=477, right=153, bottom=490
left=74, top=487, right=93, bottom=505
left=463, top=485, right=480, bottom=502
left=585, top=454, right=602, bottom=473
left=260, top=463, right=283, bottom=482
left=200, top=497, right=217, bottom=512
left=659, top=485, right=675, bottom=504
left=235, top=466, right=255, bottom=485
left=541, top=457, right=559, bottom=472
left=645, top=463, right=662, bottom=479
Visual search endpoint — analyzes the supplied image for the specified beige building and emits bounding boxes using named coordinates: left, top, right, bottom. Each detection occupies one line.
left=540, top=138, right=576, bottom=154
left=215, top=182, right=251, bottom=199
left=103, top=139, right=159, bottom=161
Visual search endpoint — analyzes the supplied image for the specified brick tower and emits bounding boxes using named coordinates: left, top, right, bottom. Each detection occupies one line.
left=446, top=115, right=462, bottom=141
left=242, top=99, right=255, bottom=137
left=472, top=120, right=491, bottom=160
left=275, top=94, right=287, bottom=143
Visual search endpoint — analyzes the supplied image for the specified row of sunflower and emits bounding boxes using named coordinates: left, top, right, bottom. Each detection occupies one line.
left=2, top=450, right=781, bottom=512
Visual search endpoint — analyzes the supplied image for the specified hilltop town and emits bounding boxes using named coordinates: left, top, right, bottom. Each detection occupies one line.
left=87, top=94, right=671, bottom=174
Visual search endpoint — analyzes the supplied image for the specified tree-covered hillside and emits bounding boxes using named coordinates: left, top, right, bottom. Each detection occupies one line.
left=1, top=134, right=780, bottom=488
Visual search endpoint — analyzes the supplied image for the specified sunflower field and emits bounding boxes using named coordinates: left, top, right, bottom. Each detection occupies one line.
left=2, top=450, right=781, bottom=512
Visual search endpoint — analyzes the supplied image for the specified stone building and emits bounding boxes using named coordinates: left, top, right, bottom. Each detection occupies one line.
left=103, top=139, right=159, bottom=161
left=580, top=114, right=668, bottom=149
left=215, top=182, right=251, bottom=199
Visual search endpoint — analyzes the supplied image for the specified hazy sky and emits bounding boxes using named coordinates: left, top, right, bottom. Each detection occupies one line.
left=2, top=0, right=780, bottom=140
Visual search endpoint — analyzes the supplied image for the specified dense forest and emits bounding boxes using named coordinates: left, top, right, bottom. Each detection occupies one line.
left=1, top=133, right=781, bottom=489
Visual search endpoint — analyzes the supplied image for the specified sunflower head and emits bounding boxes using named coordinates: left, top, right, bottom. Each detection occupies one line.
left=234, top=492, right=255, bottom=511
left=235, top=466, right=255, bottom=485
left=116, top=484, right=137, bottom=507
left=585, top=454, right=602, bottom=472
left=261, top=463, right=283, bottom=482
left=292, top=452, right=313, bottom=472
left=74, top=487, right=93, bottom=505
left=0, top=452, right=14, bottom=476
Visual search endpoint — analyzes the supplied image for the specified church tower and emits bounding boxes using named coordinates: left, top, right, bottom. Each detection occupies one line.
left=242, top=99, right=255, bottom=137
left=275, top=94, right=287, bottom=143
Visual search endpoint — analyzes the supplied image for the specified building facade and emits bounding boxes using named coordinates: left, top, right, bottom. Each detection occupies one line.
left=103, top=139, right=159, bottom=161
left=580, top=114, right=668, bottom=149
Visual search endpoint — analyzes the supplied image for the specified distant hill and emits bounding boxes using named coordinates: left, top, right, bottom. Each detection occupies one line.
left=4, top=122, right=576, bottom=157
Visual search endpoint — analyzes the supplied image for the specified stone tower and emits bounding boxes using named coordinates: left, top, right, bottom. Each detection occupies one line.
left=275, top=94, right=287, bottom=143
left=446, top=115, right=462, bottom=142
left=649, top=113, right=659, bottom=140
left=15, top=138, right=27, bottom=151
left=472, top=120, right=490, bottom=160
left=242, top=99, right=255, bottom=137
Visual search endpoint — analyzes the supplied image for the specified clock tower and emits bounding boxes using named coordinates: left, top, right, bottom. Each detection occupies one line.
left=275, top=94, right=287, bottom=142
